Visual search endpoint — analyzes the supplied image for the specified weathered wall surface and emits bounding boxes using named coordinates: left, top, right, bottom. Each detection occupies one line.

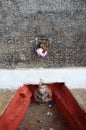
left=0, top=0, right=86, bottom=68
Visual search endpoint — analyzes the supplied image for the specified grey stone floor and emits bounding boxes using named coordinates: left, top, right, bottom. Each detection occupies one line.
left=0, top=0, right=86, bottom=68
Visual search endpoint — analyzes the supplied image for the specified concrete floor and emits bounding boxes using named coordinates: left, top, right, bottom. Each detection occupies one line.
left=70, top=89, right=86, bottom=112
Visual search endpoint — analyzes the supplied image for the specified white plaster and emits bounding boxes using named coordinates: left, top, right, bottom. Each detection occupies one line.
left=0, top=68, right=86, bottom=89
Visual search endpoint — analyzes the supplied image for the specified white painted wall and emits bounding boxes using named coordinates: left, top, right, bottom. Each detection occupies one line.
left=0, top=68, right=86, bottom=89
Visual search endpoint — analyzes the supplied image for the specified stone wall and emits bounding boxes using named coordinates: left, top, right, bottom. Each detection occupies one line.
left=0, top=0, right=86, bottom=68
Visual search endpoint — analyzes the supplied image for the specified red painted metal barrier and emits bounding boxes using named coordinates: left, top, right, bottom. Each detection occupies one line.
left=0, top=83, right=86, bottom=130
left=0, top=85, right=32, bottom=130
left=48, top=83, right=86, bottom=130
